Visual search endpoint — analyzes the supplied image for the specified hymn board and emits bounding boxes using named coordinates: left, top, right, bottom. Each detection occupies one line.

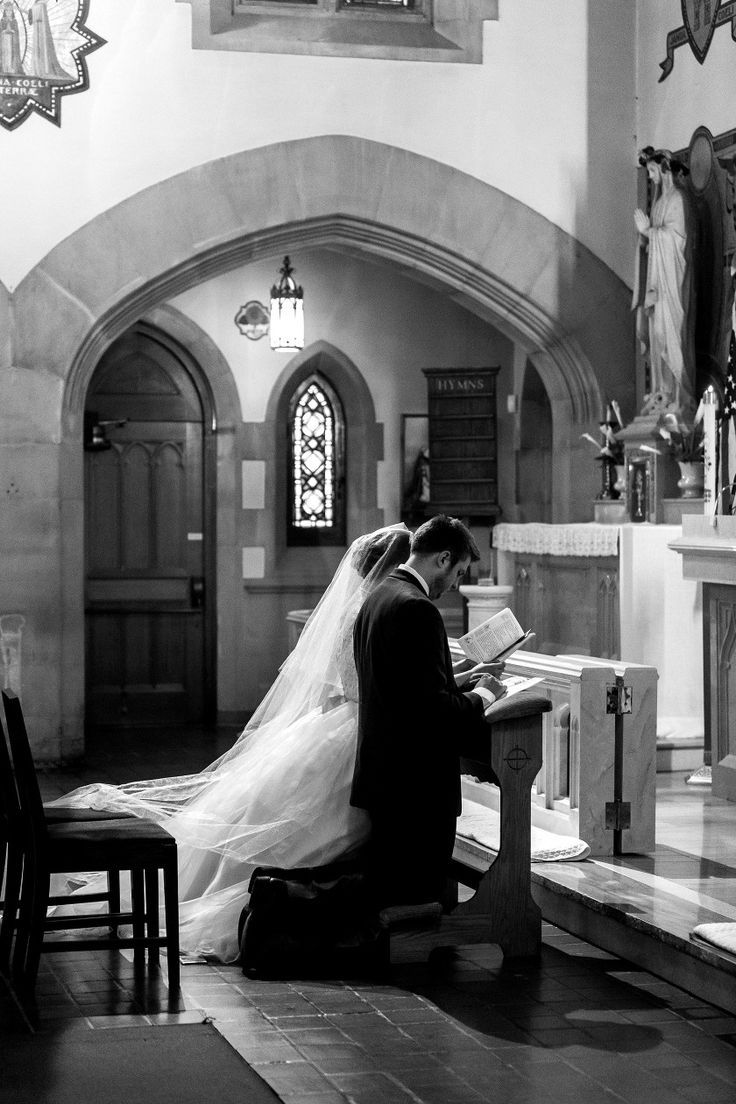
left=422, top=367, right=500, bottom=521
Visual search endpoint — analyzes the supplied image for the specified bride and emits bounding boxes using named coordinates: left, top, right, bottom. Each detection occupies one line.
left=49, top=523, right=412, bottom=963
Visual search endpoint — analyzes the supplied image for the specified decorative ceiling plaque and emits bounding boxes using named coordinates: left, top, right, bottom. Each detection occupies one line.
left=0, top=1, right=105, bottom=131
left=660, top=1, right=736, bottom=82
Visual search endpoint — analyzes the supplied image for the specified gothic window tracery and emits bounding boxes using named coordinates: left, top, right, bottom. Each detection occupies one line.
left=287, top=373, right=345, bottom=545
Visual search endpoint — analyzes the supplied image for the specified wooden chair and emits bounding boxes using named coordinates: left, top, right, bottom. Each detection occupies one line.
left=1, top=690, right=181, bottom=999
left=0, top=706, right=143, bottom=975
left=0, top=707, right=139, bottom=977
left=0, top=710, right=22, bottom=975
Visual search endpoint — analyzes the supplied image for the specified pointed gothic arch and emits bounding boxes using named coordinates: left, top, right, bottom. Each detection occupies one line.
left=6, top=136, right=633, bottom=750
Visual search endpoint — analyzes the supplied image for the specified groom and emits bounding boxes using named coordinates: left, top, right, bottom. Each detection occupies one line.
left=351, top=514, right=505, bottom=908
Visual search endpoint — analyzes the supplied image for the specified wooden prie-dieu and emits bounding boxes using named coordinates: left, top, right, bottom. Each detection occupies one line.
left=379, top=692, right=550, bottom=963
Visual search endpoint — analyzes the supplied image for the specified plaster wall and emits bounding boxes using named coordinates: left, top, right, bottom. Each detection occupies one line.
left=0, top=0, right=636, bottom=291
left=635, top=0, right=736, bottom=153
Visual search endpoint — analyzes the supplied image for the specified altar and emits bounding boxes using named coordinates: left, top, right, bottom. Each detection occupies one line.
left=670, top=516, right=736, bottom=801
left=492, top=522, right=704, bottom=770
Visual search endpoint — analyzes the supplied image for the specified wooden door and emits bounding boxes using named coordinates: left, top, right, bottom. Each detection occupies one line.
left=84, top=329, right=211, bottom=727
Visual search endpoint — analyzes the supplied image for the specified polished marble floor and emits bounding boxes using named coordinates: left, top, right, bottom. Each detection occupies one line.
left=534, top=771, right=736, bottom=958
left=2, top=730, right=736, bottom=1104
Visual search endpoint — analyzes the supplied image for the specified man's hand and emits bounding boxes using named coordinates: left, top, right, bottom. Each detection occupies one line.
left=473, top=673, right=507, bottom=701
left=459, top=661, right=505, bottom=689
left=467, top=660, right=505, bottom=680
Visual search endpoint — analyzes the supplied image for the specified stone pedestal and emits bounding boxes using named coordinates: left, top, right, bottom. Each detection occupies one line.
left=662, top=497, right=705, bottom=525
left=594, top=501, right=627, bottom=525
left=669, top=516, right=736, bottom=801
left=616, top=415, right=679, bottom=523
left=459, top=583, right=514, bottom=632
left=619, top=525, right=704, bottom=773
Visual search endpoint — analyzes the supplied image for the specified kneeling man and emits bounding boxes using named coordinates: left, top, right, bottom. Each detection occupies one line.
left=351, top=514, right=505, bottom=907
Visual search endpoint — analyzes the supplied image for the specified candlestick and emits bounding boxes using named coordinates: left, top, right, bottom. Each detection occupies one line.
left=702, top=386, right=719, bottom=516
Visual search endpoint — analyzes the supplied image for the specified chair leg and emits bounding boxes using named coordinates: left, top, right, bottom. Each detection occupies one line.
left=162, top=857, right=180, bottom=993
left=144, top=867, right=159, bottom=970
left=1, top=845, right=23, bottom=975
left=107, top=869, right=121, bottom=937
left=15, top=859, right=49, bottom=992
left=131, top=868, right=145, bottom=969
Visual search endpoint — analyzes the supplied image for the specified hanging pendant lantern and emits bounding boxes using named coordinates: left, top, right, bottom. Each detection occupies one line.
left=269, top=256, right=304, bottom=352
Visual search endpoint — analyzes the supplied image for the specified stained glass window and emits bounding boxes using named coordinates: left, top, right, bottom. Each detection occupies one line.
left=288, top=374, right=345, bottom=544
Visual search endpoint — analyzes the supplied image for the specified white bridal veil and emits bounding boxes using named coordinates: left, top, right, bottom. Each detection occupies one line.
left=49, top=523, right=411, bottom=960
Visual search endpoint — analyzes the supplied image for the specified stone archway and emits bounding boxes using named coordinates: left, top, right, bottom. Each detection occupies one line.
left=6, top=136, right=633, bottom=754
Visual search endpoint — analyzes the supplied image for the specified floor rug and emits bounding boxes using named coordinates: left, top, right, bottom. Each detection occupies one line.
left=1, top=1022, right=280, bottom=1104
left=457, top=799, right=591, bottom=861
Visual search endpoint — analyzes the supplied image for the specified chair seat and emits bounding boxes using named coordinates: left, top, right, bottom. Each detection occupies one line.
left=45, top=818, right=176, bottom=869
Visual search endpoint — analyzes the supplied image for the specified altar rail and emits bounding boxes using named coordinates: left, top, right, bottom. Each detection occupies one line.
left=471, top=651, right=657, bottom=856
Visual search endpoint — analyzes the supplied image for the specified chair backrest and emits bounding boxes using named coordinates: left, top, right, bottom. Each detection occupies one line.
left=0, top=705, right=21, bottom=838
left=2, top=691, right=47, bottom=847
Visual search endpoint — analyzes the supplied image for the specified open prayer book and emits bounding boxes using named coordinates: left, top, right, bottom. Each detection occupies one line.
left=457, top=607, right=534, bottom=665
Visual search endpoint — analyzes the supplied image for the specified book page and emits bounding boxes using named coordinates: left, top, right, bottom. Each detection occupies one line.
left=457, top=607, right=525, bottom=664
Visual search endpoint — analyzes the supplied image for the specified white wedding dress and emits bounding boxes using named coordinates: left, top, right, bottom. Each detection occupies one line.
left=49, top=527, right=408, bottom=962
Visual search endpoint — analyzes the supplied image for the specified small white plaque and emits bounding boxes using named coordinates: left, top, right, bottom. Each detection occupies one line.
left=187, top=532, right=203, bottom=541
left=242, top=547, right=265, bottom=579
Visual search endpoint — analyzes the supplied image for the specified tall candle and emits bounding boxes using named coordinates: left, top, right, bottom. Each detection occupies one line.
left=703, top=386, right=719, bottom=516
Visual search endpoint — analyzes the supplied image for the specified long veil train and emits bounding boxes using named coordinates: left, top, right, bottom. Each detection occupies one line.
left=49, top=524, right=412, bottom=962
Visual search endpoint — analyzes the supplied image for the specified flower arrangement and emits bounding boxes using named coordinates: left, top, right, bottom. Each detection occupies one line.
left=657, top=413, right=704, bottom=462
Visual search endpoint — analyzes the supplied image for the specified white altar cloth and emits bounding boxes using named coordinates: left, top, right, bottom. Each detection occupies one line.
left=493, top=523, right=619, bottom=558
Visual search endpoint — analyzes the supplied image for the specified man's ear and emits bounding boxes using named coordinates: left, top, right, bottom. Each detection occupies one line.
left=437, top=550, right=452, bottom=569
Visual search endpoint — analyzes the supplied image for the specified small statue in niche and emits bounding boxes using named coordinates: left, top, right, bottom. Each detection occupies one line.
left=633, top=147, right=697, bottom=417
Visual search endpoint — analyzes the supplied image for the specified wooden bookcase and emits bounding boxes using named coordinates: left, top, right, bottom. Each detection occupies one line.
left=422, top=367, right=500, bottom=520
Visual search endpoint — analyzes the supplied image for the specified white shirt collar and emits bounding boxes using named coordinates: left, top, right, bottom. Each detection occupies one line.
left=396, top=562, right=429, bottom=596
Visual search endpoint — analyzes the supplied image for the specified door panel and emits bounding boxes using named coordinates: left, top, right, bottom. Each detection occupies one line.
left=85, top=330, right=209, bottom=727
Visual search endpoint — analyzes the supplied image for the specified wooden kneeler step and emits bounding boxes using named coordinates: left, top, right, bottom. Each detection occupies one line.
left=380, top=903, right=503, bottom=965
left=379, top=691, right=550, bottom=966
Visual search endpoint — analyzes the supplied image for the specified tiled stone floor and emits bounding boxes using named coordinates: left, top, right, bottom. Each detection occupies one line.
left=2, top=729, right=736, bottom=1102
left=3, top=921, right=736, bottom=1101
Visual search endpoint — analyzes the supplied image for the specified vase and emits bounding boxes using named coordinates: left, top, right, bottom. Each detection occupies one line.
left=677, top=460, right=705, bottom=499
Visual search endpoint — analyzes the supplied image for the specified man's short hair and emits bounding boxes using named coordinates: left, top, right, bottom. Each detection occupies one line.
left=410, top=515, right=480, bottom=565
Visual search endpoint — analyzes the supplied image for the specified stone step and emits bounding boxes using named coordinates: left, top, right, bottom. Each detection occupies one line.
left=531, top=857, right=736, bottom=1016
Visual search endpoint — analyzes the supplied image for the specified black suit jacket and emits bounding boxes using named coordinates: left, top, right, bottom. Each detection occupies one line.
left=350, top=569, right=488, bottom=823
